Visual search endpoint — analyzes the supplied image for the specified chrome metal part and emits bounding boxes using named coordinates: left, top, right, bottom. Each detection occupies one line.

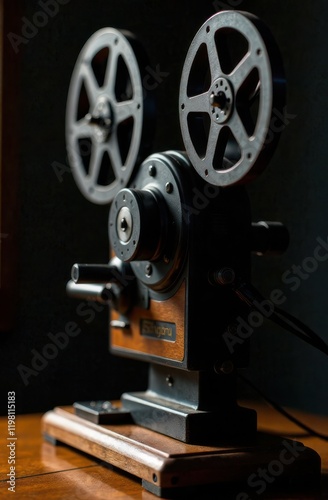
left=66, top=280, right=113, bottom=304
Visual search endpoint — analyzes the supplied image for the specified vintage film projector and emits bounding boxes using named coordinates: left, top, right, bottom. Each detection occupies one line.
left=43, top=11, right=321, bottom=497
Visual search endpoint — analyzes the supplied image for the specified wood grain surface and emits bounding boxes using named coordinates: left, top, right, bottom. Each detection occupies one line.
left=0, top=401, right=327, bottom=499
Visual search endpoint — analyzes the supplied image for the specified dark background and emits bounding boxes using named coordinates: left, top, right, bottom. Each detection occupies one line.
left=1, top=0, right=328, bottom=418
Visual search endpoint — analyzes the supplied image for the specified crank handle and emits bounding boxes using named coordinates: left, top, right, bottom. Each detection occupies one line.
left=66, top=280, right=113, bottom=304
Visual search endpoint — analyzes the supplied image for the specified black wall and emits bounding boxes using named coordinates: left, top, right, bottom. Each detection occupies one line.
left=1, top=0, right=328, bottom=417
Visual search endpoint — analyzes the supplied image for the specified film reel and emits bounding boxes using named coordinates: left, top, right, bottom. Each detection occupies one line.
left=179, top=11, right=286, bottom=187
left=66, top=28, right=154, bottom=204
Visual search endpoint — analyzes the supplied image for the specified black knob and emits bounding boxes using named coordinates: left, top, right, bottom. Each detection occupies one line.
left=251, top=221, right=289, bottom=256
left=71, top=263, right=119, bottom=284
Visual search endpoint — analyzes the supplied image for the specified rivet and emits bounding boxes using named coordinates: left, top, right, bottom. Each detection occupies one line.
left=145, top=264, right=153, bottom=277
left=148, top=165, right=156, bottom=176
left=165, top=182, right=173, bottom=194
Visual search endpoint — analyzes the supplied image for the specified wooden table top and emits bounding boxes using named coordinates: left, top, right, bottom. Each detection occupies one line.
left=0, top=399, right=327, bottom=499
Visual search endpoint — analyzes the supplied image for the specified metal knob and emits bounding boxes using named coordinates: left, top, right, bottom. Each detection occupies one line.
left=71, top=263, right=122, bottom=284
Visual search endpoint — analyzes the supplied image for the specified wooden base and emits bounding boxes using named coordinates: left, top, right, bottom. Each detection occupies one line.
left=42, top=405, right=321, bottom=498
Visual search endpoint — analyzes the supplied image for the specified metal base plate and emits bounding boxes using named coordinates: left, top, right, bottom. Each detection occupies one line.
left=73, top=400, right=132, bottom=424
left=121, top=390, right=257, bottom=444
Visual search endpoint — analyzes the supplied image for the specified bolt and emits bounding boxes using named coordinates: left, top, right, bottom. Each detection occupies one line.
left=165, top=182, right=173, bottom=194
left=145, top=264, right=153, bottom=277
left=148, top=165, right=156, bottom=176
left=85, top=113, right=112, bottom=129
left=220, top=360, right=234, bottom=374
left=102, top=401, right=112, bottom=410
left=214, top=267, right=235, bottom=285
left=213, top=360, right=234, bottom=375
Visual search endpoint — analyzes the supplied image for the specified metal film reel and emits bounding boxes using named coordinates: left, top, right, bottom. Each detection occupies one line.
left=66, top=28, right=154, bottom=204
left=179, top=11, right=286, bottom=187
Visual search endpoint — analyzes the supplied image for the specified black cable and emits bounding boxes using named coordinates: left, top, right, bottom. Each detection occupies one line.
left=268, top=311, right=323, bottom=352
left=238, top=371, right=328, bottom=442
left=273, top=306, right=328, bottom=354
left=247, top=280, right=328, bottom=354
left=215, top=272, right=328, bottom=439
left=231, top=279, right=328, bottom=357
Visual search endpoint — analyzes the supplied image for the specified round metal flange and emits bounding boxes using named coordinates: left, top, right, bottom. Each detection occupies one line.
left=109, top=187, right=164, bottom=263
left=179, top=11, right=286, bottom=187
left=108, top=152, right=191, bottom=293
left=66, top=28, right=154, bottom=204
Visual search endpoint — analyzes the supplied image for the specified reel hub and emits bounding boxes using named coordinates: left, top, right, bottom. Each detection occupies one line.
left=209, top=77, right=233, bottom=124
left=85, top=97, right=113, bottom=143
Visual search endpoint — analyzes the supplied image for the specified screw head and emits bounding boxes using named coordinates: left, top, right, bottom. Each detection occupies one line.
left=148, top=165, right=156, bottom=176
left=145, top=264, right=153, bottom=277
left=165, top=182, right=173, bottom=193
left=215, top=267, right=235, bottom=285
left=219, top=360, right=234, bottom=374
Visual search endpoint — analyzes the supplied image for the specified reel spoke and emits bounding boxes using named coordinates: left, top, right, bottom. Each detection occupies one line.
left=104, top=46, right=120, bottom=96
left=206, top=124, right=221, bottom=165
left=72, top=118, right=92, bottom=139
left=81, top=65, right=100, bottom=106
left=115, top=100, right=136, bottom=124
left=88, top=143, right=104, bottom=185
left=206, top=33, right=222, bottom=80
left=179, top=11, right=286, bottom=187
left=107, top=136, right=123, bottom=177
left=185, top=92, right=210, bottom=113
left=229, top=53, right=256, bottom=92
left=228, top=113, right=251, bottom=152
